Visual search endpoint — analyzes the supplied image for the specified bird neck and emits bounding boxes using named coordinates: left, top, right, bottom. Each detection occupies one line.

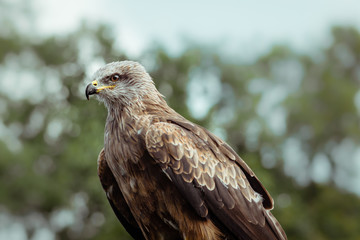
left=106, top=94, right=174, bottom=123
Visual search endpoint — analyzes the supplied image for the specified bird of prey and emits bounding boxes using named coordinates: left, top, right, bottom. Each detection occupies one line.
left=85, top=61, right=287, bottom=240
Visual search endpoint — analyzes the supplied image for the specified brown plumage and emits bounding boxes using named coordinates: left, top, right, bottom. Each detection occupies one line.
left=85, top=61, right=287, bottom=240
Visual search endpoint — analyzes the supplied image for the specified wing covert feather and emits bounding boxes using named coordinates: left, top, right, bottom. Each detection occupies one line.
left=145, top=121, right=287, bottom=240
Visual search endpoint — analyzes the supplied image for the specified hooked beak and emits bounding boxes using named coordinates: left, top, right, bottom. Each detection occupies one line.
left=85, top=80, right=115, bottom=100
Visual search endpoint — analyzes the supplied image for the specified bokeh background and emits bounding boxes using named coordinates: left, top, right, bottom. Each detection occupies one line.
left=1, top=0, right=360, bottom=239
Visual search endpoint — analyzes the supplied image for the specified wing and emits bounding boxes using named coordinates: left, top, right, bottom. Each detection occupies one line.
left=97, top=149, right=145, bottom=240
left=145, top=121, right=287, bottom=240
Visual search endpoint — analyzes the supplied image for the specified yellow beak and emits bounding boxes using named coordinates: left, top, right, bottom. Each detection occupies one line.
left=85, top=80, right=115, bottom=100
left=92, top=80, right=115, bottom=93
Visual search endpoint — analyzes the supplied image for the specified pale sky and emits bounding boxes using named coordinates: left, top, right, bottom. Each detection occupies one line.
left=34, top=0, right=360, bottom=59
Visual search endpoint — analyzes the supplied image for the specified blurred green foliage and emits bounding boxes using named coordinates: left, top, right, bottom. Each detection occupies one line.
left=1, top=5, right=360, bottom=240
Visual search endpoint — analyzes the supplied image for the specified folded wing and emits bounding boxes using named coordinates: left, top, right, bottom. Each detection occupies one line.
left=145, top=121, right=287, bottom=240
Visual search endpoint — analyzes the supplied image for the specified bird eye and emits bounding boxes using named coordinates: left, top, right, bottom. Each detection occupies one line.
left=111, top=74, right=120, bottom=82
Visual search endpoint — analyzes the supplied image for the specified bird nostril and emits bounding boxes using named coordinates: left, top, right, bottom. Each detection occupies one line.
left=92, top=80, right=98, bottom=86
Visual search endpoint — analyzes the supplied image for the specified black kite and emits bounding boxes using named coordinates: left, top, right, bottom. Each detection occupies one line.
left=85, top=61, right=287, bottom=240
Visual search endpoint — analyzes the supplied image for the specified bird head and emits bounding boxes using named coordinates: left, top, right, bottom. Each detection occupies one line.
left=85, top=61, right=159, bottom=109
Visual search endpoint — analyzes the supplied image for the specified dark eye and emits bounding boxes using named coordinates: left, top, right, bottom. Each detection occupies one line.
left=111, top=74, right=120, bottom=82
